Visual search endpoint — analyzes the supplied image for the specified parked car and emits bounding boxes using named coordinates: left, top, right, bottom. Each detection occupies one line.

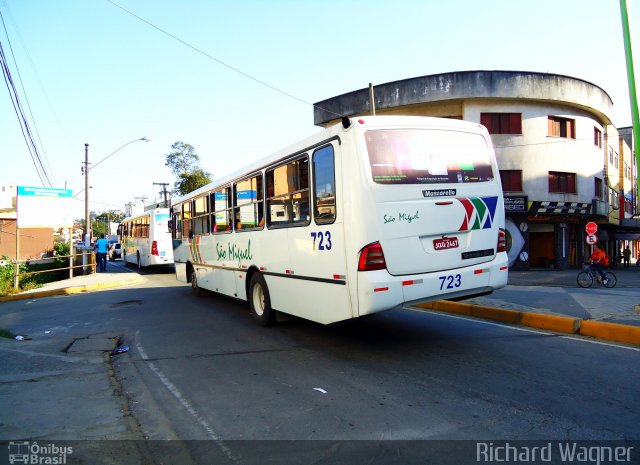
left=108, top=243, right=122, bottom=261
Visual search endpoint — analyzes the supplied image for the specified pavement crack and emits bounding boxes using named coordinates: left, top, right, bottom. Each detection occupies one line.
left=133, top=346, right=301, bottom=363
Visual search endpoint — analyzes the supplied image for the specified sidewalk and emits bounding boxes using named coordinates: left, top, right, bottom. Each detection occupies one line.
left=0, top=262, right=144, bottom=302
left=416, top=266, right=640, bottom=346
left=471, top=267, right=640, bottom=326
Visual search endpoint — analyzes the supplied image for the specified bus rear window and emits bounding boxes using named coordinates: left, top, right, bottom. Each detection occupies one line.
left=365, top=129, right=494, bottom=184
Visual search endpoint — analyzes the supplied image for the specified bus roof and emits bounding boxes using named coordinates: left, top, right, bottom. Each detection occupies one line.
left=170, top=115, right=489, bottom=206
left=121, top=207, right=170, bottom=222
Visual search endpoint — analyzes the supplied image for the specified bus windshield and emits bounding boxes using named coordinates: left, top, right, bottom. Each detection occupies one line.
left=365, top=129, right=494, bottom=185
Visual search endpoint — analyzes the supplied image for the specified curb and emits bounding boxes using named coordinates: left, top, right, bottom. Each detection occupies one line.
left=0, top=277, right=145, bottom=302
left=416, top=301, right=640, bottom=346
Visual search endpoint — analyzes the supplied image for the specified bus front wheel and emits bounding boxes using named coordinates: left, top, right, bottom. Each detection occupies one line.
left=249, top=273, right=275, bottom=326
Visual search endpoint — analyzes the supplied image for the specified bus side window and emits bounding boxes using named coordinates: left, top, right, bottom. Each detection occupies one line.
left=313, top=145, right=336, bottom=224
left=183, top=201, right=193, bottom=240
left=234, top=174, right=263, bottom=231
left=266, top=156, right=309, bottom=227
left=211, top=187, right=232, bottom=233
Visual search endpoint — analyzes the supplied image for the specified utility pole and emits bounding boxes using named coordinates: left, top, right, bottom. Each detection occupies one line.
left=124, top=202, right=134, bottom=217
left=83, top=143, right=91, bottom=245
left=153, top=182, right=170, bottom=207
left=134, top=196, right=148, bottom=212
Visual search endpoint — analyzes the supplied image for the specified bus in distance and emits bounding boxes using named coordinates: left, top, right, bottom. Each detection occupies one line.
left=119, top=208, right=174, bottom=269
left=171, top=116, right=508, bottom=326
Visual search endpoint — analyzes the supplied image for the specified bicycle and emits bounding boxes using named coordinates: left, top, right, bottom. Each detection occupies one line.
left=576, top=263, right=617, bottom=288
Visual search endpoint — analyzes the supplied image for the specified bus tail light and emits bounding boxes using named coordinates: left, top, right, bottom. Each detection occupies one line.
left=497, top=229, right=507, bottom=253
left=358, top=242, right=387, bottom=271
left=151, top=240, right=159, bottom=256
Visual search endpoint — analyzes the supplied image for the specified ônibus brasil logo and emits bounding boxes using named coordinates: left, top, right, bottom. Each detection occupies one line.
left=8, top=441, right=73, bottom=464
left=457, top=196, right=498, bottom=231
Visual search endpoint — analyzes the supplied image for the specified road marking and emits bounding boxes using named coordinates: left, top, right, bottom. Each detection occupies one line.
left=408, top=307, right=640, bottom=352
left=134, top=331, right=240, bottom=463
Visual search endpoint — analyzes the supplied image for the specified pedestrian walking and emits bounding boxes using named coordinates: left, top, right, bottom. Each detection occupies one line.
left=94, top=233, right=109, bottom=272
left=623, top=246, right=631, bottom=268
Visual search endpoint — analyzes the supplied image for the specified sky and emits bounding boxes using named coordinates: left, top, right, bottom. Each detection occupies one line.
left=1, top=0, right=639, bottom=219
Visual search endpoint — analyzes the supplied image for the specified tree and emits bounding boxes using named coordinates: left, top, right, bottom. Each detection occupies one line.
left=165, top=141, right=200, bottom=177
left=175, top=169, right=212, bottom=195
left=166, top=141, right=212, bottom=194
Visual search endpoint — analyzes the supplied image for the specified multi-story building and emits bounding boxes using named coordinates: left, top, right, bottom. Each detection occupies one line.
left=313, top=70, right=637, bottom=270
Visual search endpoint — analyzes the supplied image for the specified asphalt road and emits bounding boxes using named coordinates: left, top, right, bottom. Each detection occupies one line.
left=2, top=267, right=639, bottom=464
left=111, top=271, right=640, bottom=462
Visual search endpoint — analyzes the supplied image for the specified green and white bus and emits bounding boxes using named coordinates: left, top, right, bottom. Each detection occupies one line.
left=119, top=208, right=174, bottom=269
left=171, top=116, right=508, bottom=325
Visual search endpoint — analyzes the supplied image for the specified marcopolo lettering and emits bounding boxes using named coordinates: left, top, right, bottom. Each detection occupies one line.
left=422, top=189, right=456, bottom=198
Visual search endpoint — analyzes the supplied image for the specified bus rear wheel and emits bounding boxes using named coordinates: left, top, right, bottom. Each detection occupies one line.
left=191, top=269, right=202, bottom=297
left=249, top=273, right=275, bottom=326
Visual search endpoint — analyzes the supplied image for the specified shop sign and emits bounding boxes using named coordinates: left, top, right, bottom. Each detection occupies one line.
left=504, top=196, right=528, bottom=212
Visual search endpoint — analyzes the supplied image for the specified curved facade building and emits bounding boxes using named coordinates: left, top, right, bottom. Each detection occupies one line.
left=314, top=71, right=636, bottom=270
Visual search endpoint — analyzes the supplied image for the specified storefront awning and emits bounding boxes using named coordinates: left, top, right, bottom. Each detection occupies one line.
left=614, top=233, right=640, bottom=240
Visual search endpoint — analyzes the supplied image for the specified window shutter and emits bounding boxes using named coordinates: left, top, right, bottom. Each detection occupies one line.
left=568, top=174, right=576, bottom=193
left=480, top=113, right=492, bottom=133
left=510, top=113, right=522, bottom=134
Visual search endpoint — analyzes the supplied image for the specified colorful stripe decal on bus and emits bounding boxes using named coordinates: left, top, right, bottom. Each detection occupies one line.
left=457, top=196, right=498, bottom=231
left=189, top=236, right=203, bottom=263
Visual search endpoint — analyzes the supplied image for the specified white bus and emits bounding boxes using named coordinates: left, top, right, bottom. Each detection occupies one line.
left=119, top=208, right=174, bottom=269
left=171, top=116, right=508, bottom=326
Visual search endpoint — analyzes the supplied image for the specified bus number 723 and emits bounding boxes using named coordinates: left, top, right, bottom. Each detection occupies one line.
left=439, top=274, right=462, bottom=290
left=311, top=232, right=332, bottom=251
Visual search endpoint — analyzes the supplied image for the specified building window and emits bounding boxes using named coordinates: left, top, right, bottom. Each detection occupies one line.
left=499, top=170, right=523, bottom=192
left=613, top=150, right=619, bottom=169
left=594, top=127, right=602, bottom=148
left=480, top=113, right=522, bottom=135
left=549, top=171, right=576, bottom=194
left=548, top=116, right=575, bottom=139
left=594, top=177, right=603, bottom=199
left=624, top=162, right=631, bottom=180
left=609, top=187, right=618, bottom=206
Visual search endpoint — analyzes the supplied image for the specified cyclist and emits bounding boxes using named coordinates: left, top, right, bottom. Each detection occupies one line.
left=587, top=244, right=610, bottom=283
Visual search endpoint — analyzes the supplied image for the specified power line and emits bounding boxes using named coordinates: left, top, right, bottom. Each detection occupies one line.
left=2, top=3, right=61, bottom=181
left=0, top=38, right=50, bottom=186
left=0, top=10, right=52, bottom=187
left=105, top=0, right=342, bottom=119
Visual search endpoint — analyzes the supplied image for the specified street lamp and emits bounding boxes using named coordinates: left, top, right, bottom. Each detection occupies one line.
left=82, top=137, right=150, bottom=244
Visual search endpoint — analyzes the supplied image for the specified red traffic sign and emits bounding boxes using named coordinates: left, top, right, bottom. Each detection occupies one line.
left=585, top=222, right=598, bottom=235
left=586, top=234, right=598, bottom=245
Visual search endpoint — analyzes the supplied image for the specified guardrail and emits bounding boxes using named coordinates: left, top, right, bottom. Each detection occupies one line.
left=10, top=248, right=96, bottom=289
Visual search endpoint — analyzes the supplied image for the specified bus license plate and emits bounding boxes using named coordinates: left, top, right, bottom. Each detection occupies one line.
left=434, top=237, right=459, bottom=250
